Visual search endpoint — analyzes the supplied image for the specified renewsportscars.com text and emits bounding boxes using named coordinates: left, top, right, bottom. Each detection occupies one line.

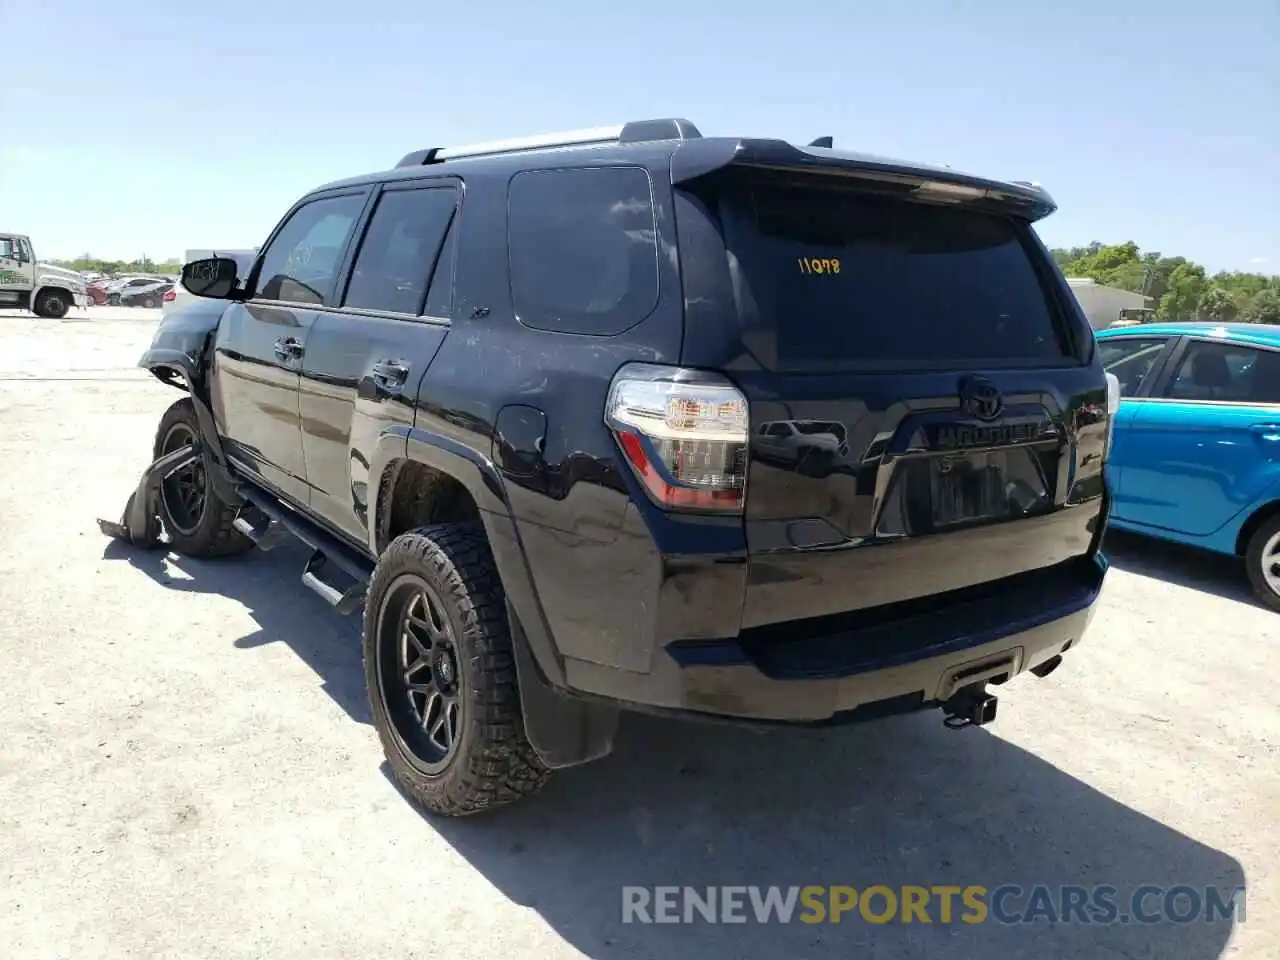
left=621, top=884, right=1245, bottom=926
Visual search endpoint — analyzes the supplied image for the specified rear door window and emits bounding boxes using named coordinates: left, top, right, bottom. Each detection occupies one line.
left=342, top=185, right=459, bottom=316
left=716, top=178, right=1072, bottom=371
left=1164, top=341, right=1280, bottom=404
left=508, top=166, right=659, bottom=335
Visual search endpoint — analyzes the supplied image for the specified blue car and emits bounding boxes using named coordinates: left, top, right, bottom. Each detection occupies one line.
left=1096, top=322, right=1280, bottom=609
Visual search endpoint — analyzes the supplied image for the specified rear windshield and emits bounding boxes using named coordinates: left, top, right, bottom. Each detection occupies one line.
left=715, top=178, right=1071, bottom=371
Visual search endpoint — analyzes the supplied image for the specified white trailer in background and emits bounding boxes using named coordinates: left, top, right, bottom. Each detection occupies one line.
left=1066, top=278, right=1153, bottom=331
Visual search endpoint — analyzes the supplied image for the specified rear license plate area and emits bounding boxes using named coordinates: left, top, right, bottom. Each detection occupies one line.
left=930, top=451, right=1009, bottom=528
left=876, top=447, right=1055, bottom=537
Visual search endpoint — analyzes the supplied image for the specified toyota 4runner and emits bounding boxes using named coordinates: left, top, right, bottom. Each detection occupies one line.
left=100, top=118, right=1117, bottom=816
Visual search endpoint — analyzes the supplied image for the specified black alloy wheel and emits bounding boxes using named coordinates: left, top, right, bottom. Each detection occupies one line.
left=158, top=420, right=206, bottom=536
left=376, top=575, right=464, bottom=772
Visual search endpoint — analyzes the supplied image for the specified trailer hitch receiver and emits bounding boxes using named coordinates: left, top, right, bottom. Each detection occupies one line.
left=942, top=684, right=999, bottom=730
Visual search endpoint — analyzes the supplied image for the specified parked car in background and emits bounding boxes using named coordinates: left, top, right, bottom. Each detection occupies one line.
left=1097, top=323, right=1280, bottom=609
left=106, top=276, right=167, bottom=305
left=86, top=281, right=111, bottom=305
left=119, top=280, right=173, bottom=308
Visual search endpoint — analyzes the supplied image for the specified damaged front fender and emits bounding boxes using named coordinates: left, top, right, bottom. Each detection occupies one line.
left=99, top=300, right=240, bottom=547
left=138, top=298, right=228, bottom=392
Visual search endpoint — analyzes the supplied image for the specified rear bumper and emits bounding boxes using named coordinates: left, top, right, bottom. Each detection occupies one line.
left=557, top=554, right=1105, bottom=724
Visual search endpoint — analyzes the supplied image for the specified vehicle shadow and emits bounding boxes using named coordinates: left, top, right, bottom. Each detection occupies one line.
left=1103, top=529, right=1258, bottom=606
left=101, top=537, right=1245, bottom=960
left=413, top=712, right=1244, bottom=959
left=100, top=537, right=371, bottom=724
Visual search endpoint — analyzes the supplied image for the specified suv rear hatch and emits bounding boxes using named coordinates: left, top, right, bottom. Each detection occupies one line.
left=672, top=149, right=1107, bottom=640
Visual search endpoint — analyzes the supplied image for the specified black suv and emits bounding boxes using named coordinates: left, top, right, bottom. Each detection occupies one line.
left=102, top=118, right=1116, bottom=816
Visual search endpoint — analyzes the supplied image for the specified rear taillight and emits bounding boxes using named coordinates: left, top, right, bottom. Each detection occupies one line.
left=605, top=363, right=749, bottom=513
left=163, top=288, right=176, bottom=301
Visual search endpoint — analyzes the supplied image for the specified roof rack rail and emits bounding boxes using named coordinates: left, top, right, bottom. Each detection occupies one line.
left=395, top=117, right=702, bottom=168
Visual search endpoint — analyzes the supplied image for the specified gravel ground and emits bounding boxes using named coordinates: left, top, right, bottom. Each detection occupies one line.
left=1, top=308, right=1276, bottom=960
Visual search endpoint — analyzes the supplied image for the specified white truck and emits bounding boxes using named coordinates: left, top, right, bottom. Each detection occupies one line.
left=0, top=232, right=89, bottom=318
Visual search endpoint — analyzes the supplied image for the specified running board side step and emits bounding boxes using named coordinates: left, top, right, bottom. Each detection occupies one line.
left=232, top=508, right=291, bottom=552
left=234, top=482, right=374, bottom=617
left=302, top=551, right=367, bottom=615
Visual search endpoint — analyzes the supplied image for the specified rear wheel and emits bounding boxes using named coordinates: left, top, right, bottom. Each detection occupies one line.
left=1245, top=515, right=1280, bottom=612
left=142, top=295, right=157, bottom=308
left=33, top=290, right=69, bottom=319
left=153, top=398, right=253, bottom=558
left=364, top=522, right=550, bottom=816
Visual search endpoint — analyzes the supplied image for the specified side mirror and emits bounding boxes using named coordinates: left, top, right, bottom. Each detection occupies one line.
left=181, top=257, right=240, bottom=299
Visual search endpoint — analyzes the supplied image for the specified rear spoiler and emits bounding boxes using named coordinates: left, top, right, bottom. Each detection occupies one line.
left=670, top=138, right=1057, bottom=222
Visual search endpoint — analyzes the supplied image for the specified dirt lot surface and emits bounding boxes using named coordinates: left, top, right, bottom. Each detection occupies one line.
left=1, top=308, right=1276, bottom=959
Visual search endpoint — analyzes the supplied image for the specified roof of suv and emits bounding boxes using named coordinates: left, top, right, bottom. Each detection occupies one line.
left=311, top=117, right=1059, bottom=220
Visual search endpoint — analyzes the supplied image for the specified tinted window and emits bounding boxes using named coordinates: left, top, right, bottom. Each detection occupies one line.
left=717, top=179, right=1069, bottom=371
left=508, top=167, right=658, bottom=334
left=256, top=193, right=365, bottom=305
left=1164, top=342, right=1280, bottom=404
left=343, top=186, right=458, bottom=315
left=1097, top=337, right=1169, bottom=395
left=423, top=215, right=458, bottom=319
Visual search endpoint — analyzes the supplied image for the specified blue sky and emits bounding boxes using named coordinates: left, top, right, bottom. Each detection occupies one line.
left=2, top=0, right=1276, bottom=272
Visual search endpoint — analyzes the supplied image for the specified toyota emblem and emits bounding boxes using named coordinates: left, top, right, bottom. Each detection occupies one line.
left=961, top=377, right=1004, bottom=421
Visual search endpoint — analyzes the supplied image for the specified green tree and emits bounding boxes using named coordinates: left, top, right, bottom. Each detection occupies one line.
left=1243, top=288, right=1280, bottom=324
left=1059, top=242, right=1141, bottom=287
left=1157, top=263, right=1208, bottom=321
left=1198, top=285, right=1238, bottom=321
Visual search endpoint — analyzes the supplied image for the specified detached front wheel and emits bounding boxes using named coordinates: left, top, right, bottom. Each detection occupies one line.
left=153, top=398, right=253, bottom=558
left=364, top=523, right=550, bottom=816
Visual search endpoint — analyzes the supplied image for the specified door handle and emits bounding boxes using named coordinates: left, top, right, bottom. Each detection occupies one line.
left=273, top=337, right=304, bottom=361
left=1250, top=424, right=1280, bottom=442
left=371, top=359, right=409, bottom=390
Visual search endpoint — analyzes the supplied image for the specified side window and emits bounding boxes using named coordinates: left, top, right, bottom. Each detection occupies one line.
left=1163, top=342, right=1280, bottom=403
left=343, top=186, right=458, bottom=316
left=0, top=238, right=15, bottom=259
left=1097, top=337, right=1169, bottom=396
left=508, top=166, right=659, bottom=335
left=422, top=213, right=459, bottom=319
left=255, top=193, right=366, bottom=305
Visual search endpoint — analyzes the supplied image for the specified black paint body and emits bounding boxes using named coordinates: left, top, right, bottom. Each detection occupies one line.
left=139, top=132, right=1111, bottom=742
